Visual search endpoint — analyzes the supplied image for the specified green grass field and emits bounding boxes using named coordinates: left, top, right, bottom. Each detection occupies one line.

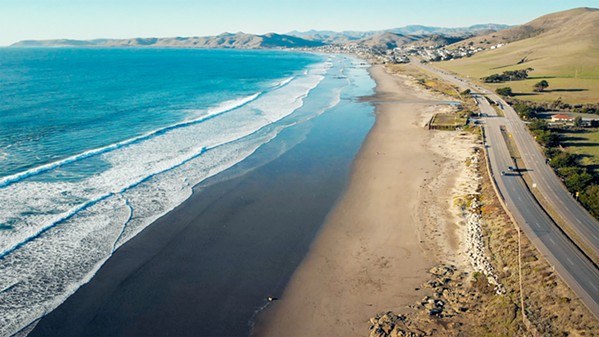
left=559, top=128, right=599, bottom=174
left=436, top=33, right=599, bottom=104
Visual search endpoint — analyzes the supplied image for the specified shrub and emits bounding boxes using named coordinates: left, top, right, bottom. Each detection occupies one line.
left=496, top=87, right=513, bottom=96
left=565, top=171, right=595, bottom=192
left=533, top=80, right=549, bottom=92
left=550, top=152, right=578, bottom=168
left=529, top=119, right=549, bottom=131
left=534, top=130, right=560, bottom=147
left=482, top=68, right=533, bottom=83
left=514, top=102, right=535, bottom=119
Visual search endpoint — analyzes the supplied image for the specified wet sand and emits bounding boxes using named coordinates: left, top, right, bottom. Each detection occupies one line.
left=253, top=65, right=446, bottom=336
left=28, top=84, right=375, bottom=337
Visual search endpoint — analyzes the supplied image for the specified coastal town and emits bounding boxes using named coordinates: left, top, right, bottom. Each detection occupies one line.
left=308, top=40, right=505, bottom=64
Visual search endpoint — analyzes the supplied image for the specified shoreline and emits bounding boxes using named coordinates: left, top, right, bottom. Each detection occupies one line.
left=27, top=55, right=376, bottom=337
left=253, top=65, right=456, bottom=336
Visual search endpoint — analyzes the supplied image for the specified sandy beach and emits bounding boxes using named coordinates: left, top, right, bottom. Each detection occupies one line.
left=253, top=65, right=459, bottom=336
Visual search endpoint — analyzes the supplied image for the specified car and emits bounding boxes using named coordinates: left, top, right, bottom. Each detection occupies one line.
left=508, top=166, right=514, bottom=171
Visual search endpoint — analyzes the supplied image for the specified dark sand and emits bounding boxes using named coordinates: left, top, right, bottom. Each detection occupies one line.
left=29, top=94, right=374, bottom=337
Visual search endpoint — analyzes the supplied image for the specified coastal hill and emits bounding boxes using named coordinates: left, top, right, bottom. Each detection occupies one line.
left=351, top=32, right=418, bottom=50
left=11, top=24, right=508, bottom=50
left=11, top=32, right=325, bottom=49
left=348, top=32, right=466, bottom=51
left=387, top=24, right=510, bottom=36
left=287, top=24, right=510, bottom=44
left=450, top=7, right=599, bottom=49
left=438, top=7, right=599, bottom=103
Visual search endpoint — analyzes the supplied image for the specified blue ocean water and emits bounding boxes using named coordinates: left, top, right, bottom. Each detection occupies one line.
left=0, top=48, right=374, bottom=335
left=0, top=48, right=318, bottom=178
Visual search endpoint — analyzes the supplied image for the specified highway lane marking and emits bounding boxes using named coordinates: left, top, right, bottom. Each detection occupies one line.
left=566, top=257, right=575, bottom=266
left=548, top=237, right=556, bottom=245
left=590, top=282, right=599, bottom=292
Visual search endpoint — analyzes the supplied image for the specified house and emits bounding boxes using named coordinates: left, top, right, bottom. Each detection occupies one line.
left=550, top=114, right=574, bottom=123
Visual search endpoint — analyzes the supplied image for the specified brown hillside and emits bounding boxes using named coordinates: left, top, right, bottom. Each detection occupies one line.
left=451, top=7, right=599, bottom=49
left=439, top=7, right=599, bottom=103
left=353, top=32, right=417, bottom=49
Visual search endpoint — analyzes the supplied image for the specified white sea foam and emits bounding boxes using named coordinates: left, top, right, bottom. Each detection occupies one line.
left=0, top=54, right=373, bottom=337
left=276, top=76, right=294, bottom=87
left=0, top=58, right=352, bottom=336
left=0, top=92, right=261, bottom=189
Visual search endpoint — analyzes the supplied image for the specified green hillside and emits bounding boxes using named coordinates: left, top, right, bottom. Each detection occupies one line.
left=438, top=7, right=599, bottom=104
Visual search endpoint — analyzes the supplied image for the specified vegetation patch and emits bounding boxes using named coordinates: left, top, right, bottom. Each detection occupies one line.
left=429, top=113, right=468, bottom=130
left=422, top=79, right=460, bottom=98
left=522, top=117, right=599, bottom=220
left=482, top=68, right=533, bottom=83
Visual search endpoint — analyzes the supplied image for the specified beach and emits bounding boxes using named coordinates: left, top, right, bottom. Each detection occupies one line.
left=253, top=65, right=457, bottom=336
left=26, top=56, right=377, bottom=337
left=26, top=60, right=471, bottom=337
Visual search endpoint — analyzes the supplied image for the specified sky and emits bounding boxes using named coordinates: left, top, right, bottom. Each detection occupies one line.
left=1, top=0, right=598, bottom=46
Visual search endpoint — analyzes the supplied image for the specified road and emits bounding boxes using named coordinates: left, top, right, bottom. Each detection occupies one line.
left=417, top=62, right=599, bottom=259
left=412, top=60, right=599, bottom=318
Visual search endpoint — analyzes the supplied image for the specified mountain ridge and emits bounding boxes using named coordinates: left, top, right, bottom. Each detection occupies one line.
left=11, top=23, right=509, bottom=49
left=11, top=32, right=325, bottom=49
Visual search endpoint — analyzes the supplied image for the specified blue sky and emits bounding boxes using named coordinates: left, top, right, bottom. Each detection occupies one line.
left=1, top=0, right=598, bottom=46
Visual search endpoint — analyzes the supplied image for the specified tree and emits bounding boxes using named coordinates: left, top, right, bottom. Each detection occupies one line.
left=574, top=116, right=583, bottom=128
left=496, top=87, right=513, bottom=96
left=533, top=80, right=549, bottom=92
left=550, top=152, right=578, bottom=168
left=581, top=185, right=599, bottom=218
left=483, top=68, right=533, bottom=83
left=565, top=171, right=595, bottom=192
left=460, top=89, right=471, bottom=96
left=550, top=97, right=563, bottom=110
left=535, top=130, right=560, bottom=147
left=514, top=102, right=535, bottom=119
left=529, top=119, right=549, bottom=131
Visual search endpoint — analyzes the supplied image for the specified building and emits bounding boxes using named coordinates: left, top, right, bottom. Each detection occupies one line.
left=550, top=114, right=575, bottom=123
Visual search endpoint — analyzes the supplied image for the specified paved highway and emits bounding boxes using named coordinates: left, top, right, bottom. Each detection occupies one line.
left=485, top=114, right=599, bottom=318
left=416, top=61, right=599, bottom=259
left=497, top=100, right=599, bottom=258
left=412, top=60, right=599, bottom=318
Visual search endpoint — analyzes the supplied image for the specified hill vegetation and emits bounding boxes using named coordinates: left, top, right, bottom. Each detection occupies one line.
left=438, top=7, right=599, bottom=104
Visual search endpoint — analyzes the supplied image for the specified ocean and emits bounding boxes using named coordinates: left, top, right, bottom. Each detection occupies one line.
left=0, top=48, right=374, bottom=336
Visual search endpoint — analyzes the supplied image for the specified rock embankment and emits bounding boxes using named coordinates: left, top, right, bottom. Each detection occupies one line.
left=457, top=151, right=505, bottom=295
left=464, top=196, right=505, bottom=295
left=368, top=265, right=472, bottom=337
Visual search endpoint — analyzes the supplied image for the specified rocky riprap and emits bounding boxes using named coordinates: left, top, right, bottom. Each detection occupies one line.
left=368, top=265, right=472, bottom=337
left=464, top=197, right=506, bottom=295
